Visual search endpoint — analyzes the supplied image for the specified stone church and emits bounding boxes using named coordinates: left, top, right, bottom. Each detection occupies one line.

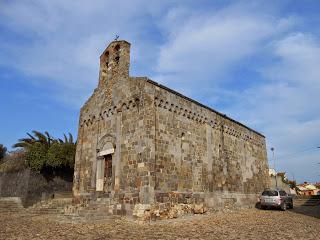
left=73, top=40, right=269, bottom=214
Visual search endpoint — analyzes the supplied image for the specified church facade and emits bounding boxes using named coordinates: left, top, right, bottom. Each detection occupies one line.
left=73, top=40, right=269, bottom=214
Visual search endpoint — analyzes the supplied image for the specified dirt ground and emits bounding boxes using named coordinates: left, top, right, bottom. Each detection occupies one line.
left=1, top=207, right=319, bottom=240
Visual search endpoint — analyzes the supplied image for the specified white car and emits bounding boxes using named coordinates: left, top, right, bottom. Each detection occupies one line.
left=259, top=189, right=293, bottom=211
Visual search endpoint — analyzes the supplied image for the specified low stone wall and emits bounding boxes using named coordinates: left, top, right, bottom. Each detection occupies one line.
left=204, top=192, right=259, bottom=209
left=0, top=169, right=30, bottom=200
left=0, top=169, right=73, bottom=207
left=153, top=191, right=258, bottom=209
left=120, top=191, right=258, bottom=220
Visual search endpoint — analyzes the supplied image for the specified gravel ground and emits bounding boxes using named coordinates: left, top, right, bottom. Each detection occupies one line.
left=1, top=207, right=319, bottom=240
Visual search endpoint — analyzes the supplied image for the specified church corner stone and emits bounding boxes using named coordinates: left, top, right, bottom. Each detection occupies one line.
left=72, top=39, right=269, bottom=217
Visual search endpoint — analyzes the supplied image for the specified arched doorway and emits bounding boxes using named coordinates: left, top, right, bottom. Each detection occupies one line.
left=96, top=143, right=115, bottom=194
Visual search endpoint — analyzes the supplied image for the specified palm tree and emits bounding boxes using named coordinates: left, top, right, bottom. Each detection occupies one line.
left=12, top=130, right=55, bottom=150
left=58, top=133, right=75, bottom=144
left=12, top=131, right=76, bottom=172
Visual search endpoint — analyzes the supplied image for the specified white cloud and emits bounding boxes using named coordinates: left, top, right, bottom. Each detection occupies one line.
left=222, top=33, right=320, bottom=182
left=263, top=33, right=320, bottom=87
left=0, top=0, right=172, bottom=106
left=153, top=4, right=297, bottom=97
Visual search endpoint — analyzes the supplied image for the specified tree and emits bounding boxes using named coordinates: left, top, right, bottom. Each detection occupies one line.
left=47, top=133, right=76, bottom=168
left=47, top=142, right=76, bottom=168
left=288, top=180, right=297, bottom=189
left=13, top=131, right=76, bottom=171
left=0, top=144, right=7, bottom=161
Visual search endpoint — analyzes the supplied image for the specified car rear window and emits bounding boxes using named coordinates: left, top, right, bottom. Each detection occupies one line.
left=262, top=190, right=278, bottom=196
left=279, top=191, right=287, bottom=196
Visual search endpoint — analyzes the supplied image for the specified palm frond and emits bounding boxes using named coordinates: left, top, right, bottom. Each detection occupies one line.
left=68, top=133, right=74, bottom=144
left=32, top=130, right=49, bottom=145
left=44, top=131, right=51, bottom=139
left=18, top=138, right=35, bottom=144
left=63, top=134, right=68, bottom=144
left=44, top=131, right=54, bottom=146
left=12, top=142, right=33, bottom=149
left=26, top=133, right=36, bottom=141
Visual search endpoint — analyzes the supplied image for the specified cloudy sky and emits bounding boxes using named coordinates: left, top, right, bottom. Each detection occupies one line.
left=1, top=0, right=319, bottom=183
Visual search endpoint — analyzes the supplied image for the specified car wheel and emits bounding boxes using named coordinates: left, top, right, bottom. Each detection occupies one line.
left=281, top=203, right=286, bottom=211
left=260, top=205, right=265, bottom=210
left=290, top=202, right=293, bottom=209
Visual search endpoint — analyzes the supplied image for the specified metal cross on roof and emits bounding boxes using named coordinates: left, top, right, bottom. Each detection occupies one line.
left=115, top=35, right=119, bottom=41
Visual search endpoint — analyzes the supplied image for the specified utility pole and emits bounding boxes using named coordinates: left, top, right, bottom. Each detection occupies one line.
left=292, top=172, right=295, bottom=182
left=271, top=147, right=278, bottom=188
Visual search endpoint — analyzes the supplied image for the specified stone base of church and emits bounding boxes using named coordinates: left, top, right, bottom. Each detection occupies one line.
left=70, top=190, right=260, bottom=220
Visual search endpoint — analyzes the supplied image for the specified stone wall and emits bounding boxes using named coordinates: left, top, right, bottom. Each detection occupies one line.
left=148, top=79, right=269, bottom=196
left=270, top=175, right=290, bottom=193
left=0, top=169, right=30, bottom=200
left=0, top=169, right=73, bottom=206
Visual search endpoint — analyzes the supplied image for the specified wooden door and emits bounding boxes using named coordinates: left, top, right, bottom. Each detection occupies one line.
left=104, top=154, right=112, bottom=193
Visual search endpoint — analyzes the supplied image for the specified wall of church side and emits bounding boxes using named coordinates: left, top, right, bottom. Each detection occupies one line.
left=146, top=80, right=269, bottom=207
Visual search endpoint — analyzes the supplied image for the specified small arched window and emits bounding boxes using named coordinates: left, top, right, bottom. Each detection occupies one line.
left=105, top=51, right=109, bottom=68
left=114, top=44, right=120, bottom=52
left=114, top=56, right=120, bottom=64
left=114, top=44, right=120, bottom=64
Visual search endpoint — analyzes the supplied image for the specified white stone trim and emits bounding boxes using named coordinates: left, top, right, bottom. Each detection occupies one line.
left=96, top=179, right=104, bottom=191
left=98, top=148, right=114, bottom=156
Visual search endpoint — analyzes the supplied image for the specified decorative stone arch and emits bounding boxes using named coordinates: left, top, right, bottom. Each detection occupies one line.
left=97, top=133, right=116, bottom=154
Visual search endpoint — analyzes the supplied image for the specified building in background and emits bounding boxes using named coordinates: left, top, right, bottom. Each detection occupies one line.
left=268, top=169, right=291, bottom=193
left=296, top=183, right=319, bottom=196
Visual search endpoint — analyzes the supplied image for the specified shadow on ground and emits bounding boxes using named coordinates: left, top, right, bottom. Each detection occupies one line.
left=255, top=201, right=320, bottom=219
left=289, top=205, right=320, bottom=219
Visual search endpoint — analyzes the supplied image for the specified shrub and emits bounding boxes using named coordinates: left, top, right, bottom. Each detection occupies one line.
left=47, top=142, right=76, bottom=168
left=25, top=142, right=48, bottom=171
left=0, top=144, right=7, bottom=161
left=0, top=149, right=26, bottom=173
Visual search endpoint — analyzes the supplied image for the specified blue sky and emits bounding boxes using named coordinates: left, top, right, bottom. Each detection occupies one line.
left=1, top=0, right=320, bottom=183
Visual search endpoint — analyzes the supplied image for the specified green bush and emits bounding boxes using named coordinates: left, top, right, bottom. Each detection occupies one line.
left=0, top=144, right=7, bottom=161
left=25, top=142, right=48, bottom=171
left=47, top=142, right=75, bottom=168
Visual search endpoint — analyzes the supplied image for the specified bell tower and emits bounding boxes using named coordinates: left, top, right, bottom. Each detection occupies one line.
left=98, top=40, right=131, bottom=88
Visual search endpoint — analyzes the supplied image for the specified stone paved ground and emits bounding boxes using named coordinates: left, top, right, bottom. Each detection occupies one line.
left=1, top=207, right=319, bottom=240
